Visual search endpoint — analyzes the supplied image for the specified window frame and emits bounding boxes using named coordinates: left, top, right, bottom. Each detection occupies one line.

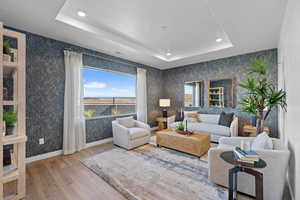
left=83, top=66, right=137, bottom=120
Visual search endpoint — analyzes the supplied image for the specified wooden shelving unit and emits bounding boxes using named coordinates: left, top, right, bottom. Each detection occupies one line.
left=0, top=23, right=27, bottom=200
left=208, top=87, right=224, bottom=108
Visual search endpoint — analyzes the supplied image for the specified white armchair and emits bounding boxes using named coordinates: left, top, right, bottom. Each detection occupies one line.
left=112, top=117, right=151, bottom=150
left=208, top=137, right=290, bottom=200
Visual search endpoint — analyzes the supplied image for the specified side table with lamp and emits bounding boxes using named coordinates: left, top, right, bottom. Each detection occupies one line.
left=156, top=99, right=171, bottom=130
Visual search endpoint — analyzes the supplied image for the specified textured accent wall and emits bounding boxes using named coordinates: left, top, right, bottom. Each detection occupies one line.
left=6, top=27, right=163, bottom=157
left=162, top=49, right=278, bottom=137
left=6, top=26, right=279, bottom=157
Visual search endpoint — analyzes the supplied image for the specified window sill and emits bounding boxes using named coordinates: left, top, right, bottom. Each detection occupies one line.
left=85, top=113, right=136, bottom=121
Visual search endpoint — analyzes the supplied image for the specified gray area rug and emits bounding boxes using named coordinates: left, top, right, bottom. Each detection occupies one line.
left=82, top=144, right=229, bottom=200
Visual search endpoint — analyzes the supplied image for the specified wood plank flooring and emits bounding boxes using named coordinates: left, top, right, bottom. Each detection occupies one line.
left=8, top=142, right=126, bottom=200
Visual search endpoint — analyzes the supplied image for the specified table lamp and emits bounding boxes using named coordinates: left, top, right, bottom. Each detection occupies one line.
left=159, top=99, right=170, bottom=117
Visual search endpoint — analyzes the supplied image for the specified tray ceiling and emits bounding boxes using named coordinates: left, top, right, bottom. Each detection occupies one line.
left=0, top=0, right=287, bottom=69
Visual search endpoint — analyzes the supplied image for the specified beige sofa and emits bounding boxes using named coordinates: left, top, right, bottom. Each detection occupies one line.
left=167, top=113, right=238, bottom=142
left=208, top=137, right=290, bottom=200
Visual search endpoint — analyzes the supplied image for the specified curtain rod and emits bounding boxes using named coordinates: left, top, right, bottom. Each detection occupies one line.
left=64, top=48, right=141, bottom=68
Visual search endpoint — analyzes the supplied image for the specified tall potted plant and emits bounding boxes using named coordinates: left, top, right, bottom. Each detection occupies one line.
left=239, top=58, right=287, bottom=134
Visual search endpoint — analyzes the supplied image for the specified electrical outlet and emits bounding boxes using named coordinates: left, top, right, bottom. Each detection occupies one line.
left=39, top=138, right=45, bottom=145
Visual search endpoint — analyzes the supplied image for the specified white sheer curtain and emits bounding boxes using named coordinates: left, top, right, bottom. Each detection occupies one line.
left=136, top=68, right=147, bottom=123
left=63, top=51, right=86, bottom=155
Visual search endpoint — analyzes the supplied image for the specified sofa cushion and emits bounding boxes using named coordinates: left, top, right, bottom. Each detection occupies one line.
left=218, top=112, right=234, bottom=127
left=184, top=111, right=200, bottom=122
left=199, top=114, right=219, bottom=124
left=129, top=128, right=149, bottom=140
left=252, top=132, right=273, bottom=150
left=117, top=116, right=135, bottom=128
left=169, top=122, right=231, bottom=137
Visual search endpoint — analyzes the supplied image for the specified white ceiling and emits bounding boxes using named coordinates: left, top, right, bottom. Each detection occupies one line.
left=0, top=0, right=287, bottom=69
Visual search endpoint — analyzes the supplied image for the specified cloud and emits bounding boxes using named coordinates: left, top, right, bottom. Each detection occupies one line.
left=84, top=81, right=106, bottom=89
left=111, top=88, right=130, bottom=93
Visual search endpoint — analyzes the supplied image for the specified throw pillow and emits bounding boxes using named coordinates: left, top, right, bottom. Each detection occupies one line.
left=117, top=116, right=135, bottom=128
left=175, top=111, right=184, bottom=122
left=184, top=111, right=200, bottom=122
left=252, top=132, right=273, bottom=150
left=218, top=112, right=234, bottom=127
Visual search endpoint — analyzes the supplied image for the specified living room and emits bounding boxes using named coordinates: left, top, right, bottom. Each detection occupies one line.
left=0, top=0, right=299, bottom=200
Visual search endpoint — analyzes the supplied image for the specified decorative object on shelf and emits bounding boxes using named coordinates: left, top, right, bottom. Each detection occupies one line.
left=3, top=145, right=12, bottom=166
left=159, top=99, right=170, bottom=117
left=9, top=48, right=18, bottom=64
left=3, top=40, right=11, bottom=62
left=3, top=87, right=8, bottom=100
left=239, top=57, right=287, bottom=134
left=3, top=111, right=17, bottom=136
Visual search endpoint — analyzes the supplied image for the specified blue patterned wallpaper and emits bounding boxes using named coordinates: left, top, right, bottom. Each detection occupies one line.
left=6, top=27, right=163, bottom=157
left=162, top=49, right=278, bottom=137
left=6, top=26, right=279, bottom=157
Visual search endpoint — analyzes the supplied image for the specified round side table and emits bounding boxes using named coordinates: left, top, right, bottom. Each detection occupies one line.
left=220, top=151, right=267, bottom=200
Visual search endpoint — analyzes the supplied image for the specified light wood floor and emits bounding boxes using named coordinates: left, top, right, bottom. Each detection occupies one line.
left=3, top=140, right=258, bottom=200
left=7, top=142, right=126, bottom=200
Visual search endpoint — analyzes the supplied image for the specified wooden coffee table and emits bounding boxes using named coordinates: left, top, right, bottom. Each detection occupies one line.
left=156, top=129, right=211, bottom=157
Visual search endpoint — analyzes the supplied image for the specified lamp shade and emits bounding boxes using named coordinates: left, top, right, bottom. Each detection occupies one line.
left=159, top=99, right=170, bottom=107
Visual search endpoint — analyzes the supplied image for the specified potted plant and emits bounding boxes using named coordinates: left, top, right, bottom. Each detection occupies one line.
left=3, top=40, right=11, bottom=62
left=176, top=121, right=185, bottom=131
left=3, top=111, right=17, bottom=135
left=239, top=57, right=287, bottom=134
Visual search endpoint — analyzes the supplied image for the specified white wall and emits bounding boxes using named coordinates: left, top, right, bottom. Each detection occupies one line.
left=278, top=0, right=300, bottom=199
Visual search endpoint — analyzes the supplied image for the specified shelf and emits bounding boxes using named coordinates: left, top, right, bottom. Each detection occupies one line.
left=3, top=63, right=17, bottom=76
left=2, top=135, right=27, bottom=145
left=3, top=101, right=17, bottom=106
left=1, top=169, right=19, bottom=184
left=4, top=194, right=19, bottom=200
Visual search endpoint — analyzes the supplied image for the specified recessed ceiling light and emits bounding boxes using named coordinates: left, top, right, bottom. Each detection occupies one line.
left=77, top=10, right=86, bottom=17
left=166, top=52, right=171, bottom=56
left=216, top=38, right=222, bottom=42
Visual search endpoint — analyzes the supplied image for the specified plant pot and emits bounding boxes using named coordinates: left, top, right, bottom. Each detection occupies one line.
left=6, top=126, right=15, bottom=136
left=3, top=54, right=11, bottom=62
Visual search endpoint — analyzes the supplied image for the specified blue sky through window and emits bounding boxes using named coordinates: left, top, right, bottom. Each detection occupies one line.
left=83, top=68, right=136, bottom=98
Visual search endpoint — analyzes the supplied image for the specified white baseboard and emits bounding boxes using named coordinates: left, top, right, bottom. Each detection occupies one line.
left=26, top=150, right=63, bottom=163
left=85, top=137, right=113, bottom=148
left=26, top=137, right=113, bottom=164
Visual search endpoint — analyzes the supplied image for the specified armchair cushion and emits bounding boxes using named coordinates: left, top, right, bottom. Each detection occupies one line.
left=117, top=116, right=135, bottom=128
left=252, top=132, right=273, bottom=150
left=129, top=128, right=150, bottom=140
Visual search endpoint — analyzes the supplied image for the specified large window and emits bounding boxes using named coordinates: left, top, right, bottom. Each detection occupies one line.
left=83, top=67, right=136, bottom=118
